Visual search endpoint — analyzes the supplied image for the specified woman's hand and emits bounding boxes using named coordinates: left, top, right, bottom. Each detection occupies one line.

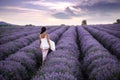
left=46, top=34, right=51, bottom=49
left=40, top=48, right=42, bottom=51
left=49, top=45, right=51, bottom=49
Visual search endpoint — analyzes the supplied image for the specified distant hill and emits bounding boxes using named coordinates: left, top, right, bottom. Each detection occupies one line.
left=0, top=21, right=19, bottom=26
left=0, top=21, right=10, bottom=25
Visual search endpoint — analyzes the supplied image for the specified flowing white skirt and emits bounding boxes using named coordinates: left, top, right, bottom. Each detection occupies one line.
left=40, top=39, right=55, bottom=61
left=41, top=49, right=49, bottom=61
left=49, top=40, right=55, bottom=51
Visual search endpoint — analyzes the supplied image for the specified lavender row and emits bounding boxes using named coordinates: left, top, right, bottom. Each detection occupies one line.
left=101, top=24, right=120, bottom=31
left=32, top=27, right=83, bottom=80
left=77, top=26, right=120, bottom=80
left=0, top=27, right=36, bottom=39
left=0, top=26, right=52, bottom=44
left=0, top=26, right=48, bottom=39
left=0, top=27, right=43, bottom=44
left=85, top=27, right=120, bottom=59
left=93, top=26, right=120, bottom=38
left=0, top=27, right=28, bottom=36
left=0, top=27, right=68, bottom=80
left=0, top=27, right=59, bottom=60
left=0, top=27, right=23, bottom=37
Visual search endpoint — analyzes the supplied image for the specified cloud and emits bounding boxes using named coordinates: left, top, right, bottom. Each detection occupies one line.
left=75, top=0, right=120, bottom=6
left=52, top=6, right=84, bottom=19
left=25, top=0, right=75, bottom=11
left=52, top=7, right=75, bottom=19
left=0, top=6, right=37, bottom=12
left=0, top=0, right=120, bottom=25
left=0, top=6, right=56, bottom=25
left=0, top=0, right=38, bottom=7
left=65, top=7, right=76, bottom=16
left=52, top=12, right=71, bottom=19
left=72, top=0, right=120, bottom=18
left=24, top=0, right=80, bottom=19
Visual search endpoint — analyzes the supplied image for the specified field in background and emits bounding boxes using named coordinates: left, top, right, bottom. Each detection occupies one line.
left=0, top=24, right=120, bottom=80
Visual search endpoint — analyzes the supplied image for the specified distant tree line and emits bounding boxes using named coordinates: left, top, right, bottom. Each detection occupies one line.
left=81, top=20, right=87, bottom=26
left=0, top=24, right=14, bottom=27
left=114, top=19, right=120, bottom=24
left=25, top=24, right=35, bottom=27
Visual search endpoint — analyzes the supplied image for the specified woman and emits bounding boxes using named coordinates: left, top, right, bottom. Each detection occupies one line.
left=39, top=27, right=51, bottom=65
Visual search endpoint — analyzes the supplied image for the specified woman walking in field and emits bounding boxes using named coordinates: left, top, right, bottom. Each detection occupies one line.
left=39, top=27, right=51, bottom=65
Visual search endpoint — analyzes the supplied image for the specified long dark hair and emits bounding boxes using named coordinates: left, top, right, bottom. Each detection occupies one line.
left=40, top=27, right=46, bottom=34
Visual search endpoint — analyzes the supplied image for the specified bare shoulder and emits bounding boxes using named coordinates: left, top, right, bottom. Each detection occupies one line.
left=46, top=33, right=48, bottom=36
left=39, top=34, right=41, bottom=38
left=46, top=34, right=49, bottom=38
left=39, top=34, right=41, bottom=36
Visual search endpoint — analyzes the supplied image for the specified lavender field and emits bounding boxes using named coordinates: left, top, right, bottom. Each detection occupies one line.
left=0, top=24, right=120, bottom=80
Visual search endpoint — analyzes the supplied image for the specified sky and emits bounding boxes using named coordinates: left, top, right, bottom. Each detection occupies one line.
left=0, top=0, right=120, bottom=25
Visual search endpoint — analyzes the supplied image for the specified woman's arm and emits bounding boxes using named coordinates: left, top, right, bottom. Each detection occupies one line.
left=46, top=34, right=51, bottom=48
left=39, top=35, right=41, bottom=44
left=39, top=35, right=42, bottom=51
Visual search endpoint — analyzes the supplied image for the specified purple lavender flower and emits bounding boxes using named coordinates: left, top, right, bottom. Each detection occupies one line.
left=0, top=60, right=29, bottom=80
left=77, top=26, right=120, bottom=80
left=85, top=27, right=120, bottom=59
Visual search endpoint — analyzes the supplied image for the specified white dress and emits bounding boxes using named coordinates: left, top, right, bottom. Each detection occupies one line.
left=40, top=37, right=49, bottom=49
left=40, top=35, right=49, bottom=61
left=40, top=35, right=56, bottom=61
left=49, top=40, right=55, bottom=51
left=40, top=35, right=55, bottom=51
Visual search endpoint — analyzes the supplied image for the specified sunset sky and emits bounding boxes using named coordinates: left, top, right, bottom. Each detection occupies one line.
left=0, top=0, right=120, bottom=25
